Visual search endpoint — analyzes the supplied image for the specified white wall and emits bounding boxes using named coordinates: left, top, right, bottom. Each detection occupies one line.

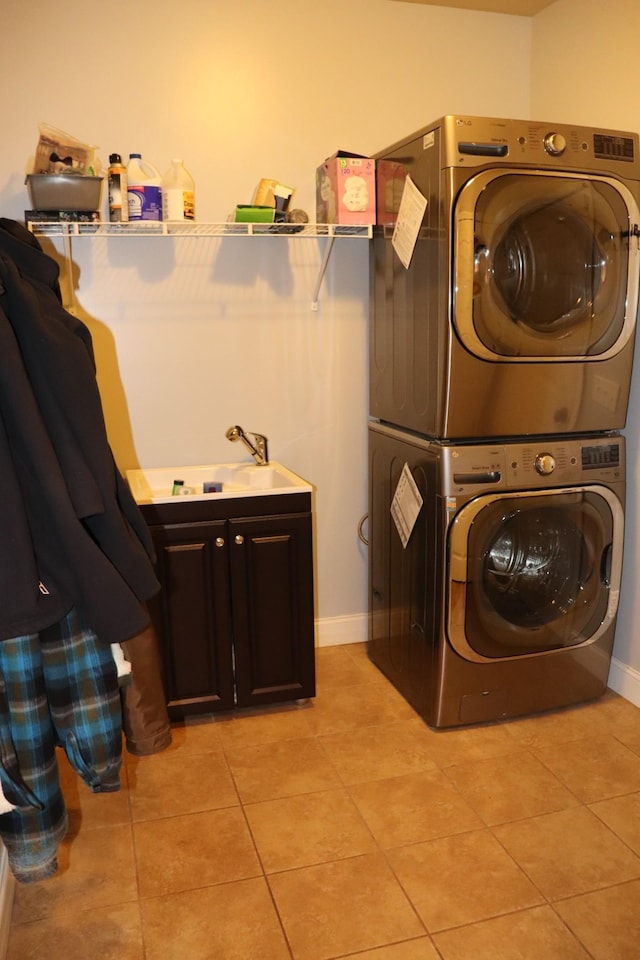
left=0, top=0, right=531, bottom=639
left=531, top=0, right=640, bottom=692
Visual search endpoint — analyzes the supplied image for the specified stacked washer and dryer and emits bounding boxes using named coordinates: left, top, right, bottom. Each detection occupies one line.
left=368, top=115, right=640, bottom=727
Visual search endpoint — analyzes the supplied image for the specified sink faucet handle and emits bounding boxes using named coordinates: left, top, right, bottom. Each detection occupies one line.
left=253, top=433, right=269, bottom=466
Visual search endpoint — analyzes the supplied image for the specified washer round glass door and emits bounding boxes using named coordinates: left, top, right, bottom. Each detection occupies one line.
left=454, top=170, right=640, bottom=361
left=447, top=486, right=623, bottom=662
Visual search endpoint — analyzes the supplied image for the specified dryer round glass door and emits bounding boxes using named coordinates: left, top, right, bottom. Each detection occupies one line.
left=454, top=170, right=640, bottom=361
left=446, top=486, right=624, bottom=662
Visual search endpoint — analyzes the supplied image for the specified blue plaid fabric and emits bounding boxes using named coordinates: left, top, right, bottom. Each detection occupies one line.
left=0, top=608, right=122, bottom=883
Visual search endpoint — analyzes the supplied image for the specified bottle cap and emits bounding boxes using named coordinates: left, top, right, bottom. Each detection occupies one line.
left=109, top=153, right=122, bottom=164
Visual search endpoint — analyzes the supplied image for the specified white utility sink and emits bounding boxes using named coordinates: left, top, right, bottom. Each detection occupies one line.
left=126, top=461, right=312, bottom=504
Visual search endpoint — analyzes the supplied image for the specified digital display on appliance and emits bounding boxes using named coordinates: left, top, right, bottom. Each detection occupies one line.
left=581, top=443, right=621, bottom=468
left=593, top=134, right=634, bottom=161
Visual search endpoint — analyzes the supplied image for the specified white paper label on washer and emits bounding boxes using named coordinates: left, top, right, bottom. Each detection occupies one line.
left=423, top=132, right=435, bottom=150
left=391, top=462, right=424, bottom=549
left=392, top=175, right=428, bottom=269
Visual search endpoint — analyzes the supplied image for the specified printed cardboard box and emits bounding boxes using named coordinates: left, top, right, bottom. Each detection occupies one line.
left=316, top=151, right=376, bottom=225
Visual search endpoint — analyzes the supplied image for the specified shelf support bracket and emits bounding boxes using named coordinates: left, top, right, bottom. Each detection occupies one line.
left=61, top=229, right=78, bottom=314
left=311, top=235, right=335, bottom=311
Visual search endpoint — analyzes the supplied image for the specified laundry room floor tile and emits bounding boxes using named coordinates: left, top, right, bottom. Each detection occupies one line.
left=224, top=735, right=341, bottom=803
left=530, top=733, right=640, bottom=803
left=443, top=749, right=580, bottom=825
left=10, top=822, right=138, bottom=924
left=314, top=643, right=376, bottom=687
left=386, top=828, right=543, bottom=932
left=432, top=904, right=592, bottom=960
left=349, top=769, right=483, bottom=847
left=267, top=852, right=425, bottom=960
left=615, top=724, right=640, bottom=757
left=133, top=806, right=262, bottom=898
left=588, top=790, right=640, bottom=855
left=154, top=714, right=221, bottom=755
left=139, top=878, right=291, bottom=960
left=318, top=719, right=439, bottom=784
left=304, top=681, right=401, bottom=735
left=243, top=787, right=378, bottom=872
left=503, top=699, right=616, bottom=749
left=493, top=806, right=640, bottom=899
left=504, top=691, right=640, bottom=752
left=416, top=720, right=517, bottom=767
left=6, top=900, right=145, bottom=960
left=214, top=701, right=315, bottom=750
left=554, top=879, right=640, bottom=960
left=8, top=645, right=640, bottom=960
left=127, top=743, right=239, bottom=821
left=332, top=941, right=441, bottom=960
left=583, top=689, right=640, bottom=730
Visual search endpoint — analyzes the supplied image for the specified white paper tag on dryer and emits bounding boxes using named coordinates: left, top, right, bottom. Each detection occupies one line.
left=392, top=175, right=428, bottom=269
left=390, top=463, right=423, bottom=549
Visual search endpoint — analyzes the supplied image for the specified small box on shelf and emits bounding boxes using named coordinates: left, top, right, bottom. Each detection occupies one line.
left=316, top=152, right=376, bottom=225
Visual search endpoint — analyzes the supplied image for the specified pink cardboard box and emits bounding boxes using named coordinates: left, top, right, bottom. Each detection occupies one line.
left=316, top=151, right=376, bottom=225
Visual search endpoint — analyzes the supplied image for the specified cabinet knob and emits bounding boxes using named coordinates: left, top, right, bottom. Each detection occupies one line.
left=215, top=537, right=225, bottom=548
left=235, top=535, right=245, bottom=545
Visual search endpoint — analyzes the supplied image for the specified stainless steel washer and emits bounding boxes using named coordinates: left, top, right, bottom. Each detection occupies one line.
left=368, top=422, right=625, bottom=727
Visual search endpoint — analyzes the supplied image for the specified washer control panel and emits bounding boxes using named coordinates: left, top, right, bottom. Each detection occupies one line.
left=440, top=115, right=640, bottom=177
left=506, top=436, right=623, bottom=487
left=441, top=434, right=624, bottom=495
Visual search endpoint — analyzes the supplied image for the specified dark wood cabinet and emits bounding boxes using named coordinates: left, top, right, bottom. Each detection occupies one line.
left=142, top=493, right=315, bottom=720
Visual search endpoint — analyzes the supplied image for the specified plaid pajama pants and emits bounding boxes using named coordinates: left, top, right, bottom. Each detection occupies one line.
left=0, top=608, right=123, bottom=883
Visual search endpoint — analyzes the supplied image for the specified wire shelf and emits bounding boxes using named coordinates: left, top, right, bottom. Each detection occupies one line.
left=27, top=221, right=373, bottom=239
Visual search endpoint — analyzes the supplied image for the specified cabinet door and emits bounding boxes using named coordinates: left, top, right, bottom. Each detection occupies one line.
left=229, top=514, right=315, bottom=707
left=149, top=521, right=235, bottom=718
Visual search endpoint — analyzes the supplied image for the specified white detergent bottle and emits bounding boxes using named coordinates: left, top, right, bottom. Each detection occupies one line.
left=162, top=159, right=195, bottom=221
left=127, top=153, right=163, bottom=222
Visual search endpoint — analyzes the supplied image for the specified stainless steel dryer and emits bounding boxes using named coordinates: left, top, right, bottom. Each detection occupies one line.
left=368, top=421, right=625, bottom=727
left=371, top=115, right=640, bottom=439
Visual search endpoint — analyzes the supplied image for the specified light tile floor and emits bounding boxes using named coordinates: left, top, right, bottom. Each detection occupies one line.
left=7, top=642, right=640, bottom=960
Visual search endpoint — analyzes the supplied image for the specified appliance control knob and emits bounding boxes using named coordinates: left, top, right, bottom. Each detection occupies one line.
left=544, top=132, right=567, bottom=156
left=535, top=452, right=556, bottom=475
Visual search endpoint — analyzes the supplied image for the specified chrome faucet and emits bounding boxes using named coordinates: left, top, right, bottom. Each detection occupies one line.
left=225, top=425, right=269, bottom=466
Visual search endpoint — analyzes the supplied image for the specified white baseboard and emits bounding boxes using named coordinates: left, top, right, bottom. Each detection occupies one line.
left=315, top=614, right=368, bottom=647
left=608, top=656, right=640, bottom=707
left=0, top=847, right=15, bottom=960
